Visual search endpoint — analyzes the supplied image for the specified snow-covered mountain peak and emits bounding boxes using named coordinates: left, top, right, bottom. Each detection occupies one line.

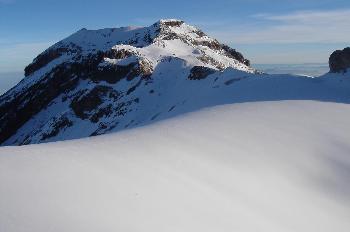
left=0, top=19, right=259, bottom=145
left=22, top=19, right=253, bottom=78
left=4, top=22, right=350, bottom=147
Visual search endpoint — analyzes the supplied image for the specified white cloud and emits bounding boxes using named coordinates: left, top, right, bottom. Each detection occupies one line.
left=211, top=9, right=350, bottom=44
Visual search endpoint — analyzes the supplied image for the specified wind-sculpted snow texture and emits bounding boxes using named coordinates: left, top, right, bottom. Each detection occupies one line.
left=1, top=19, right=350, bottom=146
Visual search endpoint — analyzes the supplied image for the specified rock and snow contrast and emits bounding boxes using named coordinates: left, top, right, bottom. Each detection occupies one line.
left=0, top=19, right=350, bottom=231
left=0, top=20, right=349, bottom=145
left=1, top=19, right=350, bottom=146
left=0, top=19, right=253, bottom=145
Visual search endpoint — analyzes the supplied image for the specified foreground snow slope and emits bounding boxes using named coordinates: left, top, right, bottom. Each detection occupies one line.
left=1, top=100, right=350, bottom=232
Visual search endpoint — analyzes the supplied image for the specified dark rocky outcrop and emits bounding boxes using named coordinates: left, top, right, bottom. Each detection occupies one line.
left=192, top=40, right=250, bottom=67
left=93, top=62, right=140, bottom=83
left=70, top=86, right=119, bottom=120
left=104, top=49, right=135, bottom=60
left=221, top=45, right=250, bottom=66
left=197, top=55, right=225, bottom=70
left=0, top=65, right=79, bottom=144
left=161, top=20, right=184, bottom=27
left=188, top=66, right=216, bottom=80
left=0, top=47, right=154, bottom=144
left=41, top=116, right=73, bottom=140
left=329, top=47, right=350, bottom=73
left=24, top=43, right=82, bottom=76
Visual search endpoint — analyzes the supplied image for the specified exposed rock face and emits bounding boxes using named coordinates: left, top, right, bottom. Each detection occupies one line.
left=221, top=45, right=250, bottom=66
left=161, top=19, right=184, bottom=27
left=329, top=47, right=350, bottom=73
left=70, top=86, right=118, bottom=120
left=0, top=19, right=254, bottom=146
left=0, top=65, right=80, bottom=145
left=24, top=43, right=82, bottom=76
left=41, top=116, right=73, bottom=141
left=188, top=66, right=216, bottom=80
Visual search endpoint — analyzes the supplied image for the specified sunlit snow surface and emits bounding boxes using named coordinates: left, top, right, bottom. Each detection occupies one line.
left=0, top=20, right=350, bottom=230
left=1, top=100, right=350, bottom=231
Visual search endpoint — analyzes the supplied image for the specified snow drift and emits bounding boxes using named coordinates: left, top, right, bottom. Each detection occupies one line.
left=1, top=100, right=350, bottom=231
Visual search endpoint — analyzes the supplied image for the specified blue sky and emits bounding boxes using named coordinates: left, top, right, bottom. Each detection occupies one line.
left=0, top=0, right=350, bottom=73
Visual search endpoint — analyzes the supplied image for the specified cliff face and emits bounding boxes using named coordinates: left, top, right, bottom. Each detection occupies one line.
left=329, top=47, right=350, bottom=73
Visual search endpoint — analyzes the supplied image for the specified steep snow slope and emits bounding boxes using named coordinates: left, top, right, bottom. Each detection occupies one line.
left=3, top=69, right=350, bottom=146
left=1, top=100, right=350, bottom=232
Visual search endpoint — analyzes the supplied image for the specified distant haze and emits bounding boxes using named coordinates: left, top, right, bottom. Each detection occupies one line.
left=0, top=72, right=23, bottom=95
left=252, top=63, right=329, bottom=76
